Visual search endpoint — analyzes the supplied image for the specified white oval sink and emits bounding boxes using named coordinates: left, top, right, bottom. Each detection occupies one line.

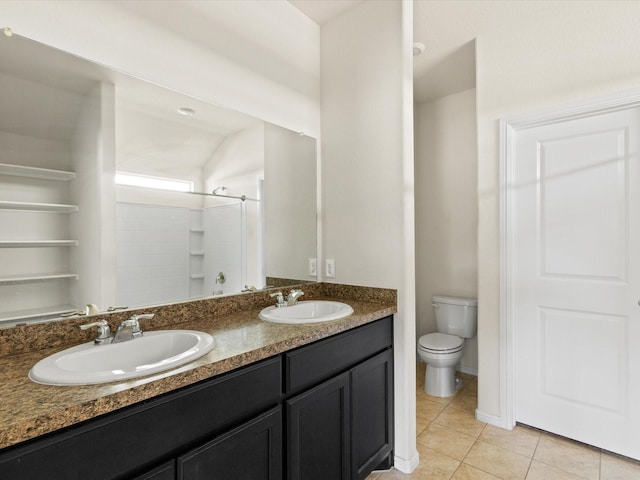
left=259, top=300, right=353, bottom=324
left=29, top=330, right=215, bottom=386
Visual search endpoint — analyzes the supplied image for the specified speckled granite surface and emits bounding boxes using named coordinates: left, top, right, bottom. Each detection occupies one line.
left=0, top=283, right=396, bottom=450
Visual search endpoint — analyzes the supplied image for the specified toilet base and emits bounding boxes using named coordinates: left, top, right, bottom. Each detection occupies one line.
left=424, top=364, right=461, bottom=397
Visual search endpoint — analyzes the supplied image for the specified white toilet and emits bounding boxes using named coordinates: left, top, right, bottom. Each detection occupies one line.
left=417, top=295, right=477, bottom=397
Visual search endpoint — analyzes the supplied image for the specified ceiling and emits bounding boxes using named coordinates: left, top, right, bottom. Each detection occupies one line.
left=290, top=0, right=521, bottom=103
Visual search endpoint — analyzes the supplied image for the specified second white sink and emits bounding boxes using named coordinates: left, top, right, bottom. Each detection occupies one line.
left=259, top=300, right=353, bottom=324
left=29, top=330, right=215, bottom=386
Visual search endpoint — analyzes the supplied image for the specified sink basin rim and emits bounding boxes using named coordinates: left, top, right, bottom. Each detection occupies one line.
left=259, top=300, right=353, bottom=324
left=29, top=330, right=215, bottom=386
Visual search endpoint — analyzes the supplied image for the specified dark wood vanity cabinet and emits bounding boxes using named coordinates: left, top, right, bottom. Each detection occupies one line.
left=285, top=317, right=394, bottom=480
left=0, top=316, right=393, bottom=480
left=0, top=357, right=283, bottom=480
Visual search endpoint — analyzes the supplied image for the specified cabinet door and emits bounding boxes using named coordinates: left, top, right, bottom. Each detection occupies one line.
left=287, top=372, right=350, bottom=480
left=177, top=407, right=282, bottom=480
left=351, top=349, right=394, bottom=480
left=133, top=461, right=175, bottom=480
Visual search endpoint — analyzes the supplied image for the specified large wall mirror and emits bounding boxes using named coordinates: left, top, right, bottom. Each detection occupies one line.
left=0, top=33, right=317, bottom=328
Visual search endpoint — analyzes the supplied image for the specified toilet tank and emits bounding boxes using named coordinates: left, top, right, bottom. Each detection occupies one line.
left=432, top=295, right=478, bottom=338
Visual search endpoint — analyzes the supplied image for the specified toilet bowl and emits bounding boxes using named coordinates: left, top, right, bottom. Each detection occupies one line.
left=418, top=332, right=464, bottom=397
left=417, top=296, right=477, bottom=397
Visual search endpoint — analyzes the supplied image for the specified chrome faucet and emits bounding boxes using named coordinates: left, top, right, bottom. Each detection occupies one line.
left=112, top=314, right=154, bottom=343
left=286, top=289, right=304, bottom=306
left=80, top=314, right=155, bottom=345
left=269, top=289, right=305, bottom=308
left=270, top=291, right=287, bottom=308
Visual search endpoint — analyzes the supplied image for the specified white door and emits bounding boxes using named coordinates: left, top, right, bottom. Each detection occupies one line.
left=512, top=104, right=640, bottom=459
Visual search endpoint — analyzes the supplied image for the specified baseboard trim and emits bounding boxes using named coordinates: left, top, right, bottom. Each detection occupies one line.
left=393, top=451, right=420, bottom=474
left=475, top=409, right=513, bottom=430
left=457, top=365, right=478, bottom=376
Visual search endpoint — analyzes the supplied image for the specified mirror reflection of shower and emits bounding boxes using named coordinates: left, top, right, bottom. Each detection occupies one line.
left=115, top=181, right=263, bottom=308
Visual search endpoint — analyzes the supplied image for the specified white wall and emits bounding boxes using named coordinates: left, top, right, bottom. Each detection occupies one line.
left=70, top=82, right=116, bottom=310
left=321, top=0, right=417, bottom=472
left=475, top=1, right=640, bottom=423
left=415, top=89, right=478, bottom=373
left=203, top=124, right=265, bottom=202
left=1, top=0, right=320, bottom=137
left=264, top=123, right=317, bottom=282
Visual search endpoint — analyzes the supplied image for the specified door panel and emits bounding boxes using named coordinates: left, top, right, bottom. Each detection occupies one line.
left=538, top=128, right=628, bottom=280
left=513, top=105, right=640, bottom=459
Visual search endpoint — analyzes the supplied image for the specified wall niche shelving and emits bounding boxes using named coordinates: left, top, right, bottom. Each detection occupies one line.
left=0, top=162, right=80, bottom=324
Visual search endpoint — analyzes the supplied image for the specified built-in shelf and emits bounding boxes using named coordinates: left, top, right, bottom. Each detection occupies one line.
left=0, top=162, right=75, bottom=181
left=0, top=201, right=79, bottom=213
left=0, top=240, right=79, bottom=248
left=189, top=251, right=205, bottom=256
left=0, top=273, right=79, bottom=285
left=190, top=274, right=205, bottom=279
left=0, top=304, right=77, bottom=324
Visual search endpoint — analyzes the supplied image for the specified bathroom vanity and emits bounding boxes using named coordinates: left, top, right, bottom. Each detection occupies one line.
left=0, top=285, right=395, bottom=480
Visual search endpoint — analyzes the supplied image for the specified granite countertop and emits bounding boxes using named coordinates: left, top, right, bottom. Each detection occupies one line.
left=0, top=284, right=396, bottom=450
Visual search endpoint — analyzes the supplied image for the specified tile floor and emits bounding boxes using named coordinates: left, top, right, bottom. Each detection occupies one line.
left=366, top=363, right=640, bottom=480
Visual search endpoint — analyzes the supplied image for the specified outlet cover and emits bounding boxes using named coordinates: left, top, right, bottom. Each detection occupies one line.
left=308, top=258, right=317, bottom=276
left=325, top=259, right=335, bottom=278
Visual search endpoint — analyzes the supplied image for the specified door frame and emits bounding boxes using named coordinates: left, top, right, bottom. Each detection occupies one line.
left=497, top=89, right=640, bottom=430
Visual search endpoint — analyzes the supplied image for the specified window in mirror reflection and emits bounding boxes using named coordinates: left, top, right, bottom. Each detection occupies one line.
left=115, top=172, right=194, bottom=192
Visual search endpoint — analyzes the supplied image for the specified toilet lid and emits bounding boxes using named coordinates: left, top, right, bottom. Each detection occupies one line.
left=418, top=333, right=463, bottom=353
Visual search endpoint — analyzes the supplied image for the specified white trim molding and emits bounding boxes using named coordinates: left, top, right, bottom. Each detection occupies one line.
left=475, top=408, right=512, bottom=429
left=499, top=88, right=640, bottom=431
left=394, top=451, right=420, bottom=474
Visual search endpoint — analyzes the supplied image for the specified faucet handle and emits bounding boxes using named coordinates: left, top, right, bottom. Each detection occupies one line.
left=286, top=289, right=305, bottom=306
left=80, top=320, right=112, bottom=344
left=269, top=291, right=285, bottom=307
left=124, top=314, right=155, bottom=332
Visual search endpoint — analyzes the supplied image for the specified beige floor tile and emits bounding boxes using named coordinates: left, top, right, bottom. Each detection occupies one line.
left=366, top=472, right=382, bottom=480
left=418, top=388, right=455, bottom=406
left=451, top=463, right=501, bottom=480
left=479, top=424, right=540, bottom=458
left=416, top=415, right=430, bottom=438
left=417, top=423, right=476, bottom=461
left=464, top=439, right=531, bottom=479
left=460, top=377, right=478, bottom=396
left=533, top=435, right=600, bottom=480
left=417, top=396, right=447, bottom=423
left=600, top=453, right=640, bottom=480
left=525, top=460, right=587, bottom=480
left=417, top=362, right=426, bottom=388
left=375, top=469, right=413, bottom=479
left=433, top=404, right=486, bottom=438
left=413, top=445, right=461, bottom=480
left=449, top=391, right=478, bottom=414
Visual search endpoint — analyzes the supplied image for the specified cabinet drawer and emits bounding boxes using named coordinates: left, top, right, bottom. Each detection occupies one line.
left=285, top=316, right=392, bottom=395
